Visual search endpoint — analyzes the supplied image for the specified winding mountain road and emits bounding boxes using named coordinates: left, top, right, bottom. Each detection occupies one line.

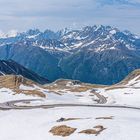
left=0, top=99, right=140, bottom=111
left=90, top=89, right=107, bottom=104
left=93, top=92, right=107, bottom=104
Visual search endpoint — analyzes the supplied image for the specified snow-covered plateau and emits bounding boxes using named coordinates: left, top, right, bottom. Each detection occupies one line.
left=0, top=69, right=140, bottom=140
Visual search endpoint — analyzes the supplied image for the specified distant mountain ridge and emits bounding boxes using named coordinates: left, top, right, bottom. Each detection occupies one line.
left=0, top=25, right=140, bottom=85
left=0, top=60, right=49, bottom=84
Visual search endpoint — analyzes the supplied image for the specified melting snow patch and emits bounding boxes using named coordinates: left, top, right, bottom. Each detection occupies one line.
left=19, top=84, right=35, bottom=90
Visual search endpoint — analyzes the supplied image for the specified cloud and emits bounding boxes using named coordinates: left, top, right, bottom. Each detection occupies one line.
left=97, top=0, right=140, bottom=6
left=0, top=0, right=139, bottom=35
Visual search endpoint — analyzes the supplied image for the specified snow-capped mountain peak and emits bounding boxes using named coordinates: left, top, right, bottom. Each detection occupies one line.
left=6, top=30, right=18, bottom=38
left=0, top=29, right=18, bottom=38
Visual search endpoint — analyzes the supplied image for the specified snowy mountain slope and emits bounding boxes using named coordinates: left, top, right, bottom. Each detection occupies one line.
left=0, top=69, right=139, bottom=106
left=0, top=107, right=140, bottom=140
left=61, top=25, right=140, bottom=51
left=0, top=25, right=139, bottom=53
left=42, top=69, right=140, bottom=107
left=0, top=70, right=140, bottom=140
left=100, top=69, right=140, bottom=106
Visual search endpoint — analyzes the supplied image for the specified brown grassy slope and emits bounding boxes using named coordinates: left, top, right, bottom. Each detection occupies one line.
left=106, top=69, right=140, bottom=90
left=118, top=69, right=140, bottom=85
left=0, top=75, right=46, bottom=97
left=49, top=125, right=77, bottom=137
left=44, top=79, right=106, bottom=93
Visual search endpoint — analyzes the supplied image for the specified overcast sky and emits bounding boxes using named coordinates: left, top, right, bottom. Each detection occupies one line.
left=0, top=0, right=140, bottom=35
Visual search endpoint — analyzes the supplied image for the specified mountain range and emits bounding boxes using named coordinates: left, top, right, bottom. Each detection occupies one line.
left=0, top=25, right=140, bottom=85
